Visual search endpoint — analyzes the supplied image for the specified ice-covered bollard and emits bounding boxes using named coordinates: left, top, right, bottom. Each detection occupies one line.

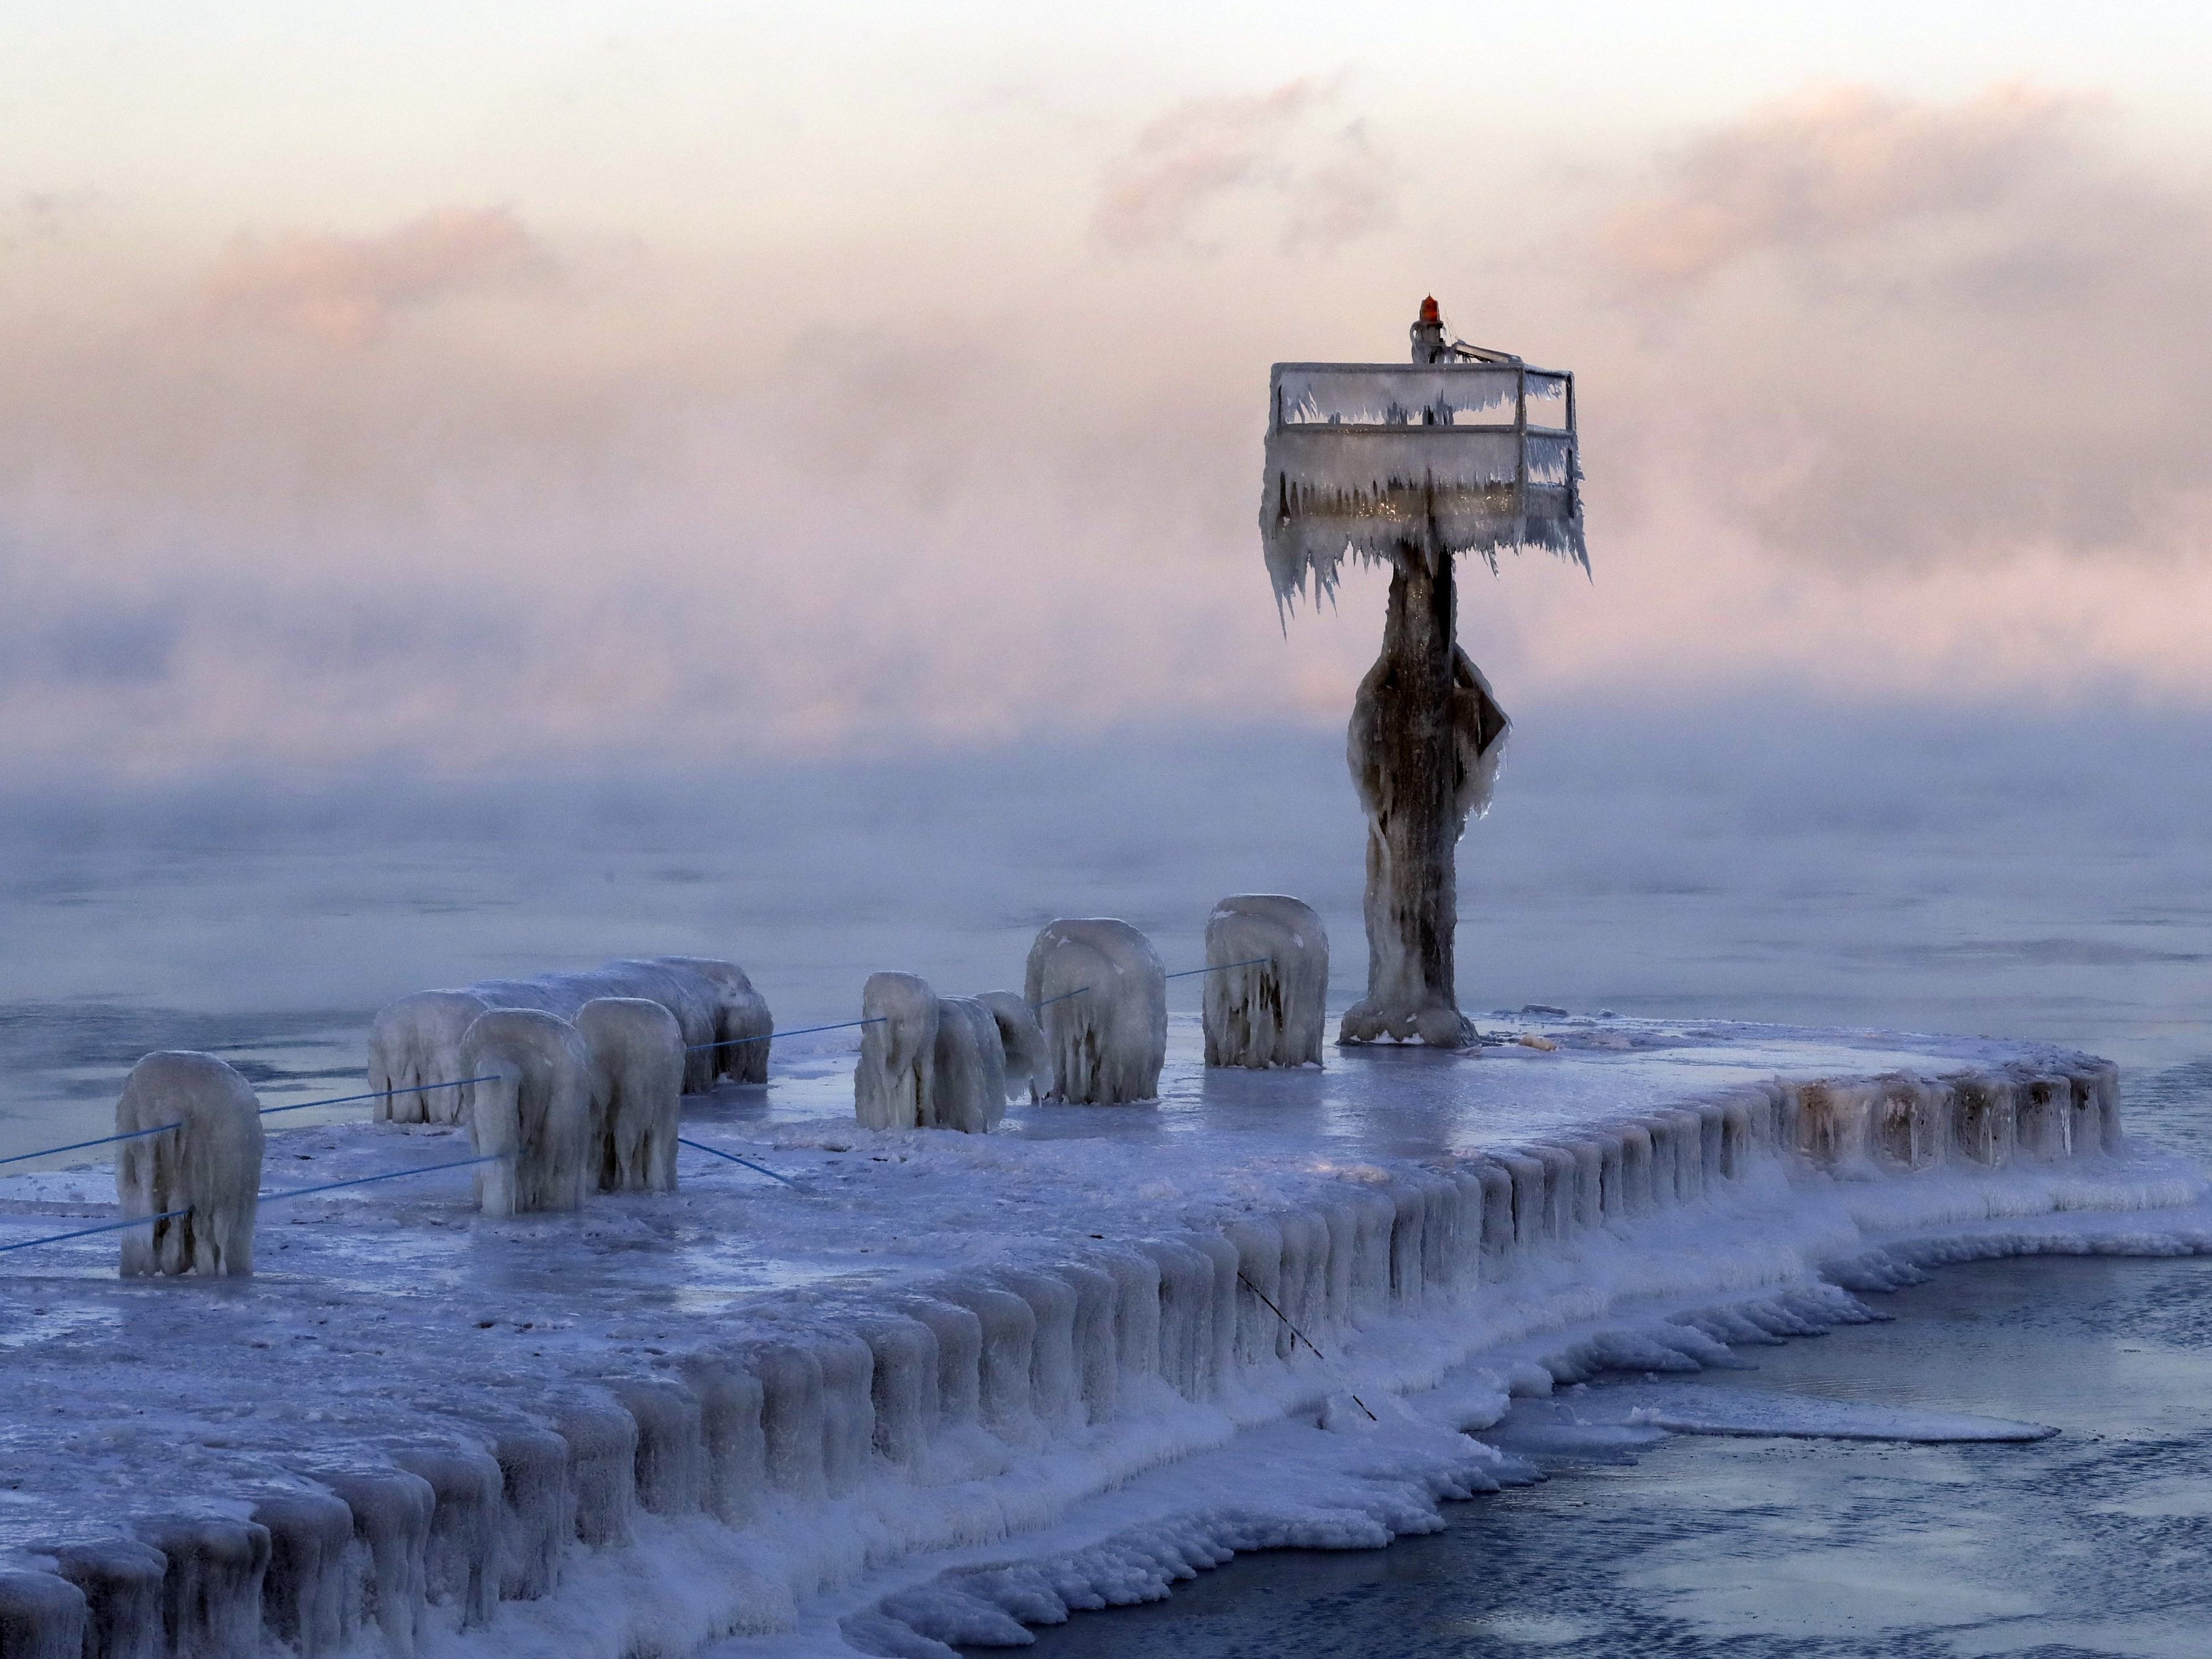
left=549, top=1394, right=639, bottom=1548
left=133, top=1515, right=270, bottom=1659
left=655, top=956, right=775, bottom=1087
left=976, top=991, right=1053, bottom=1103
left=252, top=1491, right=354, bottom=1659
left=460, top=1010, right=588, bottom=1217
left=1024, top=919, right=1167, bottom=1105
left=603, top=1378, right=707, bottom=1516
left=575, top=997, right=682, bottom=1193
left=486, top=1429, right=570, bottom=1601
left=318, top=1469, right=432, bottom=1658
left=600, top=959, right=716, bottom=1093
left=1202, top=895, right=1329, bottom=1069
left=367, top=990, right=493, bottom=1125
left=671, top=1353, right=766, bottom=1528
left=854, top=973, right=938, bottom=1130
left=927, top=997, right=1007, bottom=1134
left=114, top=1050, right=264, bottom=1278
left=1951, top=1073, right=2017, bottom=1167
left=43, top=1539, right=165, bottom=1659
left=366, top=956, right=770, bottom=1121
left=390, top=1447, right=501, bottom=1631
left=0, top=1570, right=85, bottom=1659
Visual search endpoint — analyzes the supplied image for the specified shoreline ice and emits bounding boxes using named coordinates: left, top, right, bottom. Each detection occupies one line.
left=1, top=1013, right=2204, bottom=1658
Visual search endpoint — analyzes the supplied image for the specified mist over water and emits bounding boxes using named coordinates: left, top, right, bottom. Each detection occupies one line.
left=4, top=694, right=2208, bottom=1161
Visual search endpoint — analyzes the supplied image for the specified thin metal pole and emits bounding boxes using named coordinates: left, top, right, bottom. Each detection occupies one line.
left=1514, top=363, right=1529, bottom=540
left=1236, top=1270, right=1378, bottom=1421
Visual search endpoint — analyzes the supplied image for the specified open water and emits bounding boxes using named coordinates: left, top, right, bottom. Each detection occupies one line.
left=1002, top=1249, right=2212, bottom=1658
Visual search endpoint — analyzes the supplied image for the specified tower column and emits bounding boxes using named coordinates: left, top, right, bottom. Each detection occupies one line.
left=1339, top=514, right=1510, bottom=1048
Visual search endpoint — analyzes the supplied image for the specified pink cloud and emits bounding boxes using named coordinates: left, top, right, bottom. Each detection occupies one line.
left=1583, top=84, right=2212, bottom=569
left=1093, top=81, right=1396, bottom=253
left=1600, top=84, right=2086, bottom=291
left=197, top=207, right=553, bottom=346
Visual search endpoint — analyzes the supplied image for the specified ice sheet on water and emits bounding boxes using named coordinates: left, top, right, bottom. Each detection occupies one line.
left=1565, top=1381, right=2057, bottom=1443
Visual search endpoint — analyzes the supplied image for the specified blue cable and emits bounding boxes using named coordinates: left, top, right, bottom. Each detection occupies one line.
left=0, top=1206, right=192, bottom=1254
left=259, top=1153, right=505, bottom=1204
left=676, top=1137, right=803, bottom=1189
left=261, top=1077, right=499, bottom=1116
left=688, top=1017, right=885, bottom=1054
left=0, top=1121, right=181, bottom=1167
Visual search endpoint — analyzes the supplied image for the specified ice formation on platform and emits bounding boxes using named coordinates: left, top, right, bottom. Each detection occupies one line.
left=575, top=997, right=683, bottom=1193
left=113, top=1049, right=264, bottom=1277
left=249, top=1489, right=353, bottom=1655
left=927, top=997, right=1008, bottom=1134
left=976, top=990, right=1053, bottom=1102
left=1024, top=919, right=1168, bottom=1104
left=1202, top=895, right=1329, bottom=1069
left=367, top=989, right=495, bottom=1126
left=1258, top=361, right=1586, bottom=615
left=1258, top=313, right=1573, bottom=1053
left=657, top=955, right=776, bottom=1087
left=854, top=973, right=939, bottom=1131
left=459, top=1009, right=588, bottom=1215
left=132, top=1513, right=269, bottom=1657
left=852, top=978, right=1012, bottom=1134
left=1337, top=641, right=1510, bottom=1048
left=0, top=1568, right=84, bottom=1659
left=42, top=1539, right=161, bottom=1659
left=2, top=1014, right=2201, bottom=1659
left=369, top=958, right=769, bottom=1124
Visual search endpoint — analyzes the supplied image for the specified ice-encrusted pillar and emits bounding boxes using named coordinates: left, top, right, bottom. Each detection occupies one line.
left=1259, top=299, right=1581, bottom=1049
left=1337, top=530, right=1508, bottom=1048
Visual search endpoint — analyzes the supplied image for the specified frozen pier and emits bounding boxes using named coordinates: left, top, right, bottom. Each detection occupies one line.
left=1, top=1015, right=2205, bottom=1658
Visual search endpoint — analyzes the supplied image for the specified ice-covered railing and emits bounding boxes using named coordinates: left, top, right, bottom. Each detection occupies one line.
left=0, top=1049, right=2165, bottom=1656
left=1261, top=360, right=1586, bottom=608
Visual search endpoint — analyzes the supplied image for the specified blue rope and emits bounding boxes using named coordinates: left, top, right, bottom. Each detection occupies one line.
left=0, top=1121, right=181, bottom=1168
left=1165, top=958, right=1269, bottom=979
left=1030, top=959, right=1269, bottom=1012
left=676, top=1137, right=803, bottom=1189
left=688, top=1017, right=885, bottom=1054
left=0, top=1206, right=192, bottom=1255
left=259, top=1153, right=506, bottom=1204
left=261, top=1077, right=499, bottom=1116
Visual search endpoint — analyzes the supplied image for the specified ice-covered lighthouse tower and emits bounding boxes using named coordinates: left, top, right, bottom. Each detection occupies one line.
left=1261, top=299, right=1586, bottom=1048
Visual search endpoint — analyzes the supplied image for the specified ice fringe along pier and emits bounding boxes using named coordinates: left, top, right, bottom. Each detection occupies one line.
left=4, top=1040, right=2201, bottom=1659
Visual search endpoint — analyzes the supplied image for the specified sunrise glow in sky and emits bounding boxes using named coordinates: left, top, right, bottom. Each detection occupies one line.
left=6, top=3, right=2210, bottom=774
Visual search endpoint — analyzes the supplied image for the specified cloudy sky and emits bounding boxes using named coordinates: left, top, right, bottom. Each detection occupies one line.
left=6, top=2, right=2210, bottom=777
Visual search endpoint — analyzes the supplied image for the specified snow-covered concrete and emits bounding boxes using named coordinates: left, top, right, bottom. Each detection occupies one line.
left=0, top=1013, right=2204, bottom=1658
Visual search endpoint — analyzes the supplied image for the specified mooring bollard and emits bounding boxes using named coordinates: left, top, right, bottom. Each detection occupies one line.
left=114, top=1051, right=264, bottom=1278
